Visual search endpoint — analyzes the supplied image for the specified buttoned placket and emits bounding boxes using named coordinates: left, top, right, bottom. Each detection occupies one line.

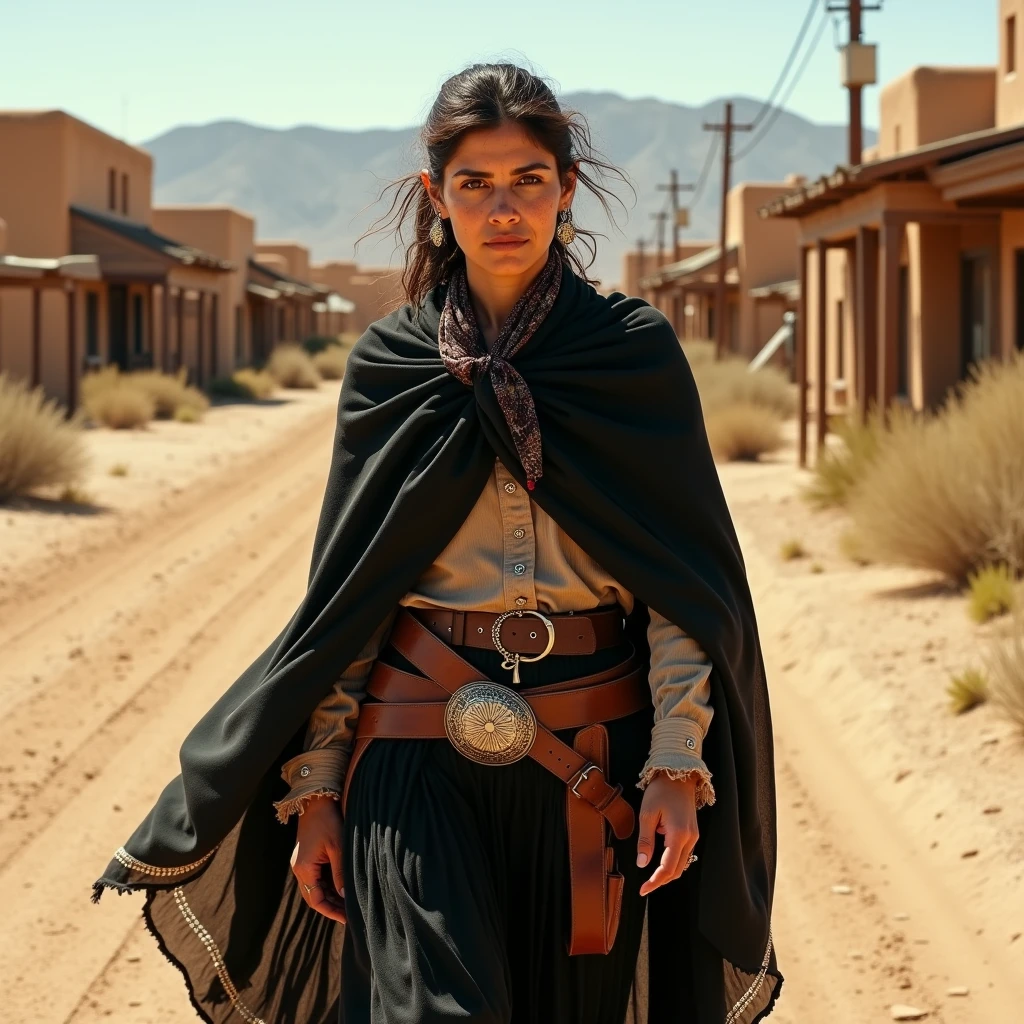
left=493, top=460, right=538, bottom=611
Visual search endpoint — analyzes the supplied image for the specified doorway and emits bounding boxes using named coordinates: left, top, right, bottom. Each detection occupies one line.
left=961, top=252, right=993, bottom=376
left=108, top=284, right=129, bottom=370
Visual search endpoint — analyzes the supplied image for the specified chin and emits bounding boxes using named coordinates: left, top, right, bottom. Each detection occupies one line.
left=478, top=247, right=541, bottom=275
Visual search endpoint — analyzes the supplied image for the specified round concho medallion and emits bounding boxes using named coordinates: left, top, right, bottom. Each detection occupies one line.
left=444, top=682, right=537, bottom=765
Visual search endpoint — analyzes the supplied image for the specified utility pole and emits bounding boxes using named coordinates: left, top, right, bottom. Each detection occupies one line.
left=650, top=210, right=669, bottom=265
left=636, top=238, right=648, bottom=298
left=703, top=102, right=753, bottom=360
left=829, top=0, right=880, bottom=165
left=656, top=170, right=695, bottom=262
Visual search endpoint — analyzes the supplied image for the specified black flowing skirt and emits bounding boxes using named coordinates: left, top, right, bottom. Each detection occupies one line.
left=339, top=635, right=657, bottom=1024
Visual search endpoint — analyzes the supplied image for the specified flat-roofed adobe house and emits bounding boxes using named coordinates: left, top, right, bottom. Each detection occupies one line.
left=0, top=111, right=233, bottom=408
left=252, top=241, right=325, bottom=344
left=762, top=0, right=1024, bottom=465
left=620, top=241, right=714, bottom=334
left=640, top=182, right=800, bottom=363
left=310, top=260, right=404, bottom=336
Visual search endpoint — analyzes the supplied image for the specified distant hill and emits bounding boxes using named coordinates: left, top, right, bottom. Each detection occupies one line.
left=145, top=93, right=874, bottom=288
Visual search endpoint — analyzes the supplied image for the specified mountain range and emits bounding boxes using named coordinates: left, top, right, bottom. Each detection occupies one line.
left=145, top=92, right=875, bottom=288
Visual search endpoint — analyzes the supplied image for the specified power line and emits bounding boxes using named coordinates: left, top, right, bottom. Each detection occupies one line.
left=734, top=6, right=830, bottom=161
left=690, top=131, right=721, bottom=207
left=748, top=0, right=823, bottom=129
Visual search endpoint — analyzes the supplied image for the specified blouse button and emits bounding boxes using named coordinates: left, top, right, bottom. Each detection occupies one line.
left=513, top=528, right=525, bottom=539
left=299, top=765, right=312, bottom=778
left=515, top=596, right=527, bottom=607
left=504, top=481, right=516, bottom=493
left=513, top=563, right=526, bottom=575
left=685, top=738, right=696, bottom=751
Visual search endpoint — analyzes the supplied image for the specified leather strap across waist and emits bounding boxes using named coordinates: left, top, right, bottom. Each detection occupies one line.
left=409, top=605, right=625, bottom=656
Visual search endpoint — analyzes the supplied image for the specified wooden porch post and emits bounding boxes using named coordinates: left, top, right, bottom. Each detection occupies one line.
left=197, top=291, right=206, bottom=387
left=160, top=282, right=170, bottom=372
left=878, top=215, right=903, bottom=412
left=796, top=243, right=809, bottom=468
left=815, top=239, right=828, bottom=460
left=211, top=292, right=219, bottom=379
left=147, top=283, right=155, bottom=368
left=67, top=284, right=78, bottom=415
left=855, top=226, right=879, bottom=423
left=31, top=285, right=42, bottom=388
left=177, top=288, right=185, bottom=373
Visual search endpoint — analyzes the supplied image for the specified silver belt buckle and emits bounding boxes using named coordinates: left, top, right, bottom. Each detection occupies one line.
left=444, top=682, right=538, bottom=765
left=491, top=608, right=556, bottom=685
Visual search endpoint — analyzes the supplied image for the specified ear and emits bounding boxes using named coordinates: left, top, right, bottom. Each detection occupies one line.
left=560, top=163, right=579, bottom=211
left=420, top=168, right=448, bottom=217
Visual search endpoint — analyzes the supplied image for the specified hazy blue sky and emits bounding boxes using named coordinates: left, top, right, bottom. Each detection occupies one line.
left=2, top=0, right=996, bottom=143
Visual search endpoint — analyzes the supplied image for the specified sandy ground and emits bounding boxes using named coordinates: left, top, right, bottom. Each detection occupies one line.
left=1, top=392, right=1022, bottom=1023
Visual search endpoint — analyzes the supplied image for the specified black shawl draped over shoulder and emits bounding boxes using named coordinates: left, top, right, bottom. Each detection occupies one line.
left=93, top=260, right=782, bottom=1024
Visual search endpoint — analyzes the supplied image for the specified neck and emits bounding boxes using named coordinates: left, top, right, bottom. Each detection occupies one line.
left=463, top=247, right=551, bottom=348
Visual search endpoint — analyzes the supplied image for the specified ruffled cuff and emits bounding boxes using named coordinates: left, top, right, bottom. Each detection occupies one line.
left=637, top=718, right=716, bottom=809
left=272, top=746, right=350, bottom=824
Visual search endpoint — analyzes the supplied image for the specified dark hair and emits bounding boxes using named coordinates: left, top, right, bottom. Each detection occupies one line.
left=358, top=62, right=633, bottom=308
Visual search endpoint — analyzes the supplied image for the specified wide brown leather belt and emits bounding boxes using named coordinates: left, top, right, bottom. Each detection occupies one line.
left=410, top=605, right=625, bottom=656
left=342, top=607, right=648, bottom=956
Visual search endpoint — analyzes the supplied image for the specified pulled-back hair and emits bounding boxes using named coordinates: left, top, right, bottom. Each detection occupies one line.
left=358, top=62, right=632, bottom=308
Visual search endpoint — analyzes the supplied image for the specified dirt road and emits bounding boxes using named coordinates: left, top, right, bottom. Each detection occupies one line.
left=1, top=396, right=1021, bottom=1023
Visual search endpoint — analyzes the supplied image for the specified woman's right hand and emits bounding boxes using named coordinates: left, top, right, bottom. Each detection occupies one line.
left=290, top=794, right=347, bottom=923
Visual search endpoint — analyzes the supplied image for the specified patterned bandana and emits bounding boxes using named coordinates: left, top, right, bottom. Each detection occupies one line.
left=438, top=246, right=562, bottom=489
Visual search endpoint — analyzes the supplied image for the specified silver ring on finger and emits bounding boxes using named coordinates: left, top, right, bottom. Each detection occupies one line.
left=686, top=854, right=698, bottom=867
left=302, top=881, right=322, bottom=895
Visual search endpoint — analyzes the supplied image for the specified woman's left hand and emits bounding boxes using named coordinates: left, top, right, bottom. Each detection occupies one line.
left=636, top=772, right=699, bottom=897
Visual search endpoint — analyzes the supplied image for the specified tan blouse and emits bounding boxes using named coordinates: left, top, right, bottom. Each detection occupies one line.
left=274, top=457, right=716, bottom=821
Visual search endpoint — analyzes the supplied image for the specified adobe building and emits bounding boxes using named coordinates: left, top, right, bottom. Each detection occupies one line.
left=0, top=111, right=235, bottom=408
left=151, top=205, right=256, bottom=378
left=620, top=242, right=714, bottom=325
left=638, top=183, right=800, bottom=360
left=252, top=240, right=323, bottom=342
left=763, top=0, right=1024, bottom=465
left=310, top=260, right=404, bottom=335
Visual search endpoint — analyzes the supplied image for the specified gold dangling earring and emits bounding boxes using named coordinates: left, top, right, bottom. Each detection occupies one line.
left=555, top=207, right=576, bottom=245
left=429, top=211, right=445, bottom=247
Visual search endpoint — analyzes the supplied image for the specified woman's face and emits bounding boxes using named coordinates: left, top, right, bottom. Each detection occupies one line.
left=422, top=121, right=576, bottom=278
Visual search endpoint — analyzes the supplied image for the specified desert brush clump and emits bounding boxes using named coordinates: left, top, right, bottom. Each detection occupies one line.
left=312, top=345, right=348, bottom=380
left=705, top=402, right=784, bottom=462
left=690, top=355, right=796, bottom=420
left=947, top=668, right=988, bottom=715
left=233, top=368, right=277, bottom=399
left=848, top=354, right=1024, bottom=584
left=80, top=367, right=155, bottom=429
left=986, top=616, right=1024, bottom=732
left=267, top=344, right=322, bottom=389
left=0, top=374, right=89, bottom=501
left=804, top=409, right=891, bottom=509
left=967, top=564, right=1016, bottom=624
left=132, top=369, right=209, bottom=421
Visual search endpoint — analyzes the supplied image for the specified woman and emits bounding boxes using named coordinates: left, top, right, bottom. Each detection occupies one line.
left=94, top=63, right=782, bottom=1024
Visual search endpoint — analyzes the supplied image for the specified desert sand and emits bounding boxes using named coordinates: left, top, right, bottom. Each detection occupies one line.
left=1, top=389, right=1022, bottom=1023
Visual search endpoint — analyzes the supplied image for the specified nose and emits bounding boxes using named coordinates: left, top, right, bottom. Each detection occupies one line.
left=488, top=188, right=520, bottom=225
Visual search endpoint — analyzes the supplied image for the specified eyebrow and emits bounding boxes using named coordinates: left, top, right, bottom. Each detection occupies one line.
left=451, top=162, right=551, bottom=178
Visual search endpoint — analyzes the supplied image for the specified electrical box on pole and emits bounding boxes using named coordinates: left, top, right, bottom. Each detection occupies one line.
left=675, top=208, right=690, bottom=228
left=840, top=41, right=877, bottom=87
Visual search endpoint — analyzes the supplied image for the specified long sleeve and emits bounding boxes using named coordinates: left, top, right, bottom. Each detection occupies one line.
left=638, top=608, right=715, bottom=809
left=272, top=607, right=398, bottom=823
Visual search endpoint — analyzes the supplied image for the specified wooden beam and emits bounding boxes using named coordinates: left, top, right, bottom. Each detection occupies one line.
left=31, top=286, right=41, bottom=388
left=197, top=290, right=205, bottom=388
left=815, top=239, right=828, bottom=460
left=796, top=244, right=809, bottom=468
left=211, top=292, right=219, bottom=379
left=147, top=283, right=155, bottom=368
left=878, top=215, right=903, bottom=411
left=67, top=285, right=77, bottom=415
left=161, top=282, right=170, bottom=373
left=177, top=288, right=185, bottom=372
left=855, top=226, right=879, bottom=424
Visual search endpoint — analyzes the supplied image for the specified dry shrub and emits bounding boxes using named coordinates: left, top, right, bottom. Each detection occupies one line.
left=838, top=527, right=872, bottom=566
left=987, top=618, right=1024, bottom=731
left=267, top=344, right=321, bottom=389
left=690, top=355, right=796, bottom=419
left=967, top=564, right=1015, bottom=624
left=174, top=404, right=201, bottom=423
left=81, top=369, right=154, bottom=429
left=234, top=368, right=277, bottom=399
left=313, top=345, right=348, bottom=380
left=947, top=668, right=988, bottom=715
left=0, top=374, right=88, bottom=500
left=849, top=354, right=1024, bottom=584
left=705, top=402, right=784, bottom=462
left=131, top=368, right=188, bottom=418
left=804, top=410, right=891, bottom=509
left=682, top=339, right=716, bottom=366
left=780, top=539, right=806, bottom=561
